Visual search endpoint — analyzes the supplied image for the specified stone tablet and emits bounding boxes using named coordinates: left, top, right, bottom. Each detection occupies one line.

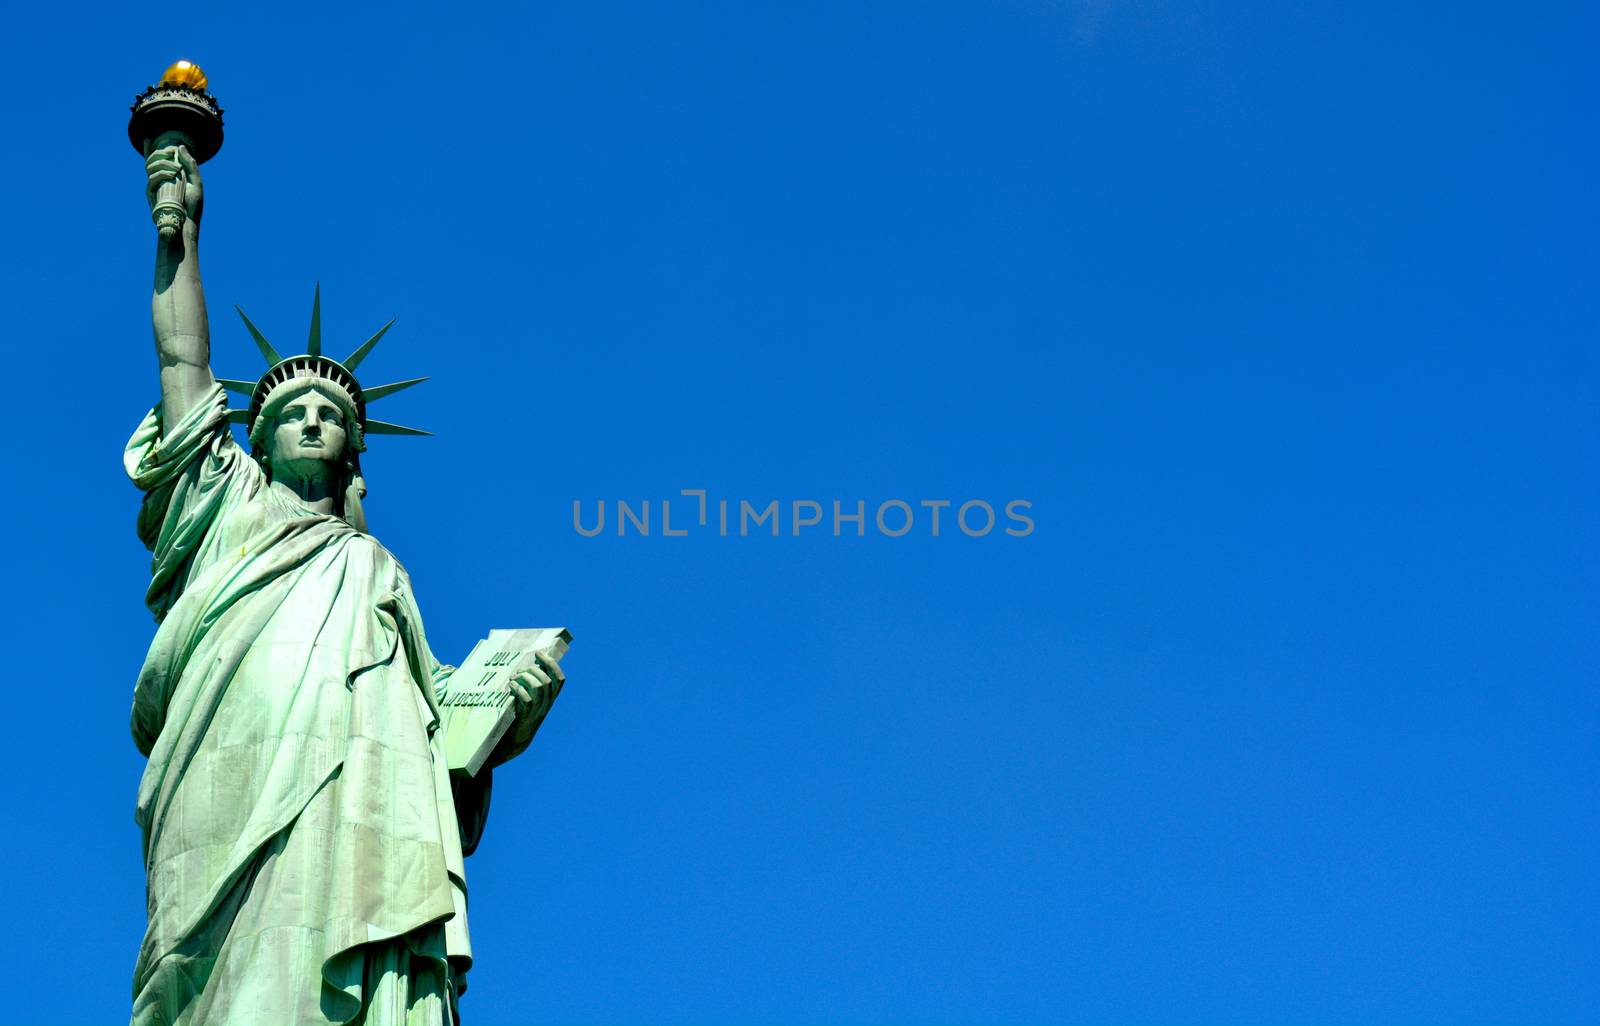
left=439, top=627, right=573, bottom=775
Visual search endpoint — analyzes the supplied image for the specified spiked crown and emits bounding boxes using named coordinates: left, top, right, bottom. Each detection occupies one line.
left=219, top=285, right=430, bottom=449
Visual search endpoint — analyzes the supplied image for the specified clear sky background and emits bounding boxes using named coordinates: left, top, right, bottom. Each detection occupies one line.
left=1, top=2, right=1593, bottom=1024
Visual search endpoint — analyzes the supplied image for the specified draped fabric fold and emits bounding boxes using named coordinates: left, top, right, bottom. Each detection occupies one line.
left=126, top=385, right=481, bottom=1026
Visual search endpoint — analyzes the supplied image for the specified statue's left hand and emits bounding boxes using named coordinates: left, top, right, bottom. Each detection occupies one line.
left=491, top=651, right=566, bottom=766
left=510, top=651, right=564, bottom=719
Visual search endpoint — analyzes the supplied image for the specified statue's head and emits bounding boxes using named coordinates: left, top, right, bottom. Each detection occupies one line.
left=249, top=376, right=360, bottom=464
left=247, top=374, right=368, bottom=526
left=253, top=379, right=360, bottom=480
left=225, top=288, right=431, bottom=530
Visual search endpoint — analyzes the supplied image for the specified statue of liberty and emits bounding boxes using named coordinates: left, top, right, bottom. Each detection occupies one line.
left=123, top=63, right=566, bottom=1025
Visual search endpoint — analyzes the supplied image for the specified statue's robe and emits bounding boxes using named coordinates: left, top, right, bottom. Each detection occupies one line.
left=125, top=385, right=487, bottom=1026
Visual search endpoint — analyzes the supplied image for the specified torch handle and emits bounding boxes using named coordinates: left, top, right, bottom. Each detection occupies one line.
left=147, top=130, right=193, bottom=240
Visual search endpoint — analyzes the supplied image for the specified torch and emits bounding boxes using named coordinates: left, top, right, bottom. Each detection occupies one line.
left=128, top=60, right=224, bottom=239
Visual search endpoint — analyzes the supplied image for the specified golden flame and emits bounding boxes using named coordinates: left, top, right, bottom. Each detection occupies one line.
left=159, top=60, right=208, bottom=91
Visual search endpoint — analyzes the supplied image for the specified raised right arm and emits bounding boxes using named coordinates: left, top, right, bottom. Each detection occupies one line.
left=148, top=144, right=216, bottom=422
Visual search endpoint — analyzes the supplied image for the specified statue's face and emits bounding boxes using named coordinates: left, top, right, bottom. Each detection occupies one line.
left=267, top=385, right=349, bottom=478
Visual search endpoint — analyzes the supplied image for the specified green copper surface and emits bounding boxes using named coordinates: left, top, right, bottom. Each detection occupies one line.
left=131, top=102, right=565, bottom=1026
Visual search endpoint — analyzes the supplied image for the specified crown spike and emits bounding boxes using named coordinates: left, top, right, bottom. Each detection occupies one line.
left=365, top=419, right=433, bottom=437
left=217, top=378, right=256, bottom=395
left=226, top=409, right=250, bottom=424
left=307, top=283, right=323, bottom=357
left=344, top=318, right=395, bottom=371
left=235, top=306, right=282, bottom=365
left=363, top=376, right=430, bottom=402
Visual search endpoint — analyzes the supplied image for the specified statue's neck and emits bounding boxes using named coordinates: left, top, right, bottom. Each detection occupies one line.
left=269, top=477, right=338, bottom=515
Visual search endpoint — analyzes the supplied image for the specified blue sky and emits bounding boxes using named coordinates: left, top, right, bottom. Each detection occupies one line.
left=2, top=2, right=1594, bottom=1023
